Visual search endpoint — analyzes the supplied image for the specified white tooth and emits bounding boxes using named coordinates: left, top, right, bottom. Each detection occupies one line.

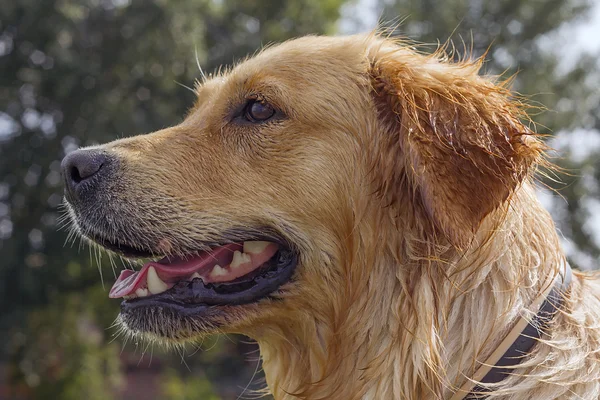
left=231, top=250, right=251, bottom=269
left=191, top=272, right=201, bottom=280
left=124, top=295, right=132, bottom=300
left=135, top=288, right=149, bottom=297
left=210, top=264, right=228, bottom=278
left=147, top=266, right=169, bottom=294
left=243, top=241, right=270, bottom=254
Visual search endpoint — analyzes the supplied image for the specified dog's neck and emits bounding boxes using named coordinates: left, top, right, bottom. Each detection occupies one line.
left=256, top=184, right=565, bottom=400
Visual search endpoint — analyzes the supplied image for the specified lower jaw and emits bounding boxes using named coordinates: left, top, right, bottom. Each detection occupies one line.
left=118, top=250, right=298, bottom=337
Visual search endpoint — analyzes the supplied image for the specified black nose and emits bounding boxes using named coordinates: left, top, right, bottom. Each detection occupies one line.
left=61, top=149, right=109, bottom=201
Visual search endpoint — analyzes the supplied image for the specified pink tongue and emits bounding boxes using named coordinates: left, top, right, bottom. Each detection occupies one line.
left=109, top=244, right=242, bottom=298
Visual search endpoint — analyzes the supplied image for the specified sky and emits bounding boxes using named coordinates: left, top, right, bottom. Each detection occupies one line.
left=563, top=0, right=600, bottom=55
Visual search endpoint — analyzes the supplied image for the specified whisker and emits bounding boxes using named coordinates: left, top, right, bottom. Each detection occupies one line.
left=174, top=80, right=195, bottom=94
left=195, top=46, right=207, bottom=82
left=236, top=353, right=262, bottom=400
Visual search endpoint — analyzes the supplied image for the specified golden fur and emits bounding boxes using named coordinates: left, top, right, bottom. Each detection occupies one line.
left=75, top=34, right=600, bottom=399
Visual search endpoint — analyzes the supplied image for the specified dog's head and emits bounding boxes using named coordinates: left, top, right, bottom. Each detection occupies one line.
left=62, top=35, right=543, bottom=343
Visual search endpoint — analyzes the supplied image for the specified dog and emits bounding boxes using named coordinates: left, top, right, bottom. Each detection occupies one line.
left=62, top=34, right=600, bottom=399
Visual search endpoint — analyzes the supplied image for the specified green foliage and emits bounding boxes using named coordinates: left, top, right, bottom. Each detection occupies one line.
left=0, top=0, right=342, bottom=398
left=162, top=368, right=220, bottom=400
left=1, top=0, right=598, bottom=398
left=7, top=286, right=122, bottom=400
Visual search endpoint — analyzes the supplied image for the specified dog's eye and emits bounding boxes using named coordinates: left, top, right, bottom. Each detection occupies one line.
left=244, top=100, right=275, bottom=122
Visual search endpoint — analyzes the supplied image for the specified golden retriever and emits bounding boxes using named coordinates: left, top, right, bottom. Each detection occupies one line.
left=62, top=34, right=600, bottom=399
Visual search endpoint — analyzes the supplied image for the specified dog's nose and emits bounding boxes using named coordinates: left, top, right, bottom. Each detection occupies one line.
left=61, top=149, right=108, bottom=200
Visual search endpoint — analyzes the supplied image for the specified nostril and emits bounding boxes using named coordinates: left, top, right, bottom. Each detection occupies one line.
left=61, top=150, right=108, bottom=195
left=70, top=160, right=103, bottom=183
left=70, top=165, right=83, bottom=184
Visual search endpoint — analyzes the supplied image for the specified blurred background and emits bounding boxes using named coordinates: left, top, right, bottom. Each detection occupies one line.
left=1, top=0, right=599, bottom=398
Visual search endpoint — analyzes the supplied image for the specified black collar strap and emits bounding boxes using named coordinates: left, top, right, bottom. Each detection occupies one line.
left=450, top=262, right=573, bottom=400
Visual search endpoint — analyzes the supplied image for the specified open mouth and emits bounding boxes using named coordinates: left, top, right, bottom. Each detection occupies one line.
left=107, top=240, right=298, bottom=308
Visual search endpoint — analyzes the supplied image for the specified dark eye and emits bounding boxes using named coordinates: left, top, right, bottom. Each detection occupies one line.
left=245, top=100, right=275, bottom=122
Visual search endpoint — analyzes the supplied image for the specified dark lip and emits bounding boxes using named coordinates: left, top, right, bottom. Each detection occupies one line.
left=121, top=248, right=297, bottom=315
left=82, top=226, right=299, bottom=310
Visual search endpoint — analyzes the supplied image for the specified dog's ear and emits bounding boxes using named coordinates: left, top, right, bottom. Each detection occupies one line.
left=368, top=42, right=544, bottom=248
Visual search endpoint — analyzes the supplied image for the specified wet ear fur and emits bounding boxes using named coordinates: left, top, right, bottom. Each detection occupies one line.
left=368, top=39, right=545, bottom=248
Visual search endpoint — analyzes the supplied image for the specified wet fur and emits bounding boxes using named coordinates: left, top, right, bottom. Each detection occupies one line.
left=70, top=34, right=600, bottom=399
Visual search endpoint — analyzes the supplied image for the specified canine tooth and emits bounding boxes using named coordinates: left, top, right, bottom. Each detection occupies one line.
left=210, top=264, right=228, bottom=277
left=231, top=250, right=251, bottom=269
left=191, top=272, right=201, bottom=280
left=243, top=241, right=270, bottom=254
left=147, top=266, right=168, bottom=294
left=135, top=288, right=149, bottom=297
